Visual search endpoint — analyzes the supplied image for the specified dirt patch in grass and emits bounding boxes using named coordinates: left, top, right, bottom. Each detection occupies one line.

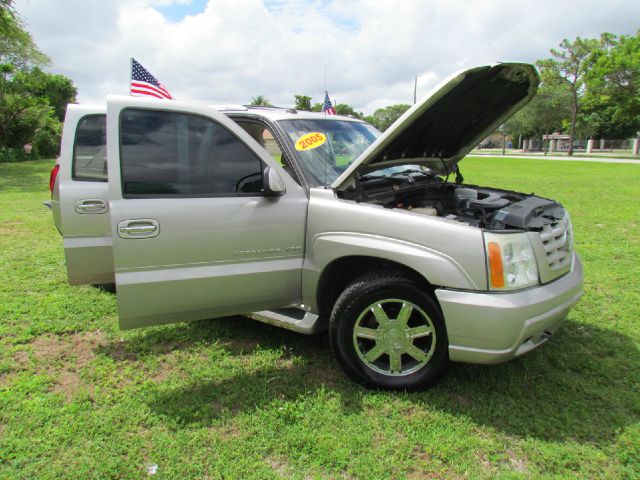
left=101, top=339, right=139, bottom=362
left=0, top=372, right=16, bottom=388
left=26, top=331, right=190, bottom=397
left=265, top=456, right=309, bottom=479
left=28, top=330, right=106, bottom=399
left=11, top=350, right=30, bottom=368
left=0, top=220, right=25, bottom=235
left=30, top=330, right=106, bottom=364
left=506, top=450, right=528, bottom=473
left=449, top=392, right=473, bottom=408
left=221, top=337, right=259, bottom=354
left=213, top=423, right=243, bottom=440
left=405, top=446, right=467, bottom=480
left=146, top=353, right=190, bottom=384
left=50, top=370, right=82, bottom=400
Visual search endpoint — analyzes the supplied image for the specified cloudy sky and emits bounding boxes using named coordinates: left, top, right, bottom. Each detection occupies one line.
left=14, top=0, right=640, bottom=114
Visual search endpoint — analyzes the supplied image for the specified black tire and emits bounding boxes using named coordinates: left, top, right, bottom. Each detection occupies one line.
left=329, top=271, right=449, bottom=391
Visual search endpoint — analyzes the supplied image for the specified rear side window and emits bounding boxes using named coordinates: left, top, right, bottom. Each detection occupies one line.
left=120, top=109, right=264, bottom=197
left=73, top=115, right=107, bottom=181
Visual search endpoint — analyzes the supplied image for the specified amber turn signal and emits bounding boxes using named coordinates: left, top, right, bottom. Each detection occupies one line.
left=488, top=241, right=505, bottom=288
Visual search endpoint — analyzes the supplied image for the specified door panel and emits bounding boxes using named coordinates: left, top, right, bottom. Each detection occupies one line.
left=58, top=106, right=114, bottom=285
left=106, top=96, right=308, bottom=329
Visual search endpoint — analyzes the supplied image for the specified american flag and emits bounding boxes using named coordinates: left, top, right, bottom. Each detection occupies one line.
left=322, top=91, right=336, bottom=115
left=130, top=58, right=173, bottom=100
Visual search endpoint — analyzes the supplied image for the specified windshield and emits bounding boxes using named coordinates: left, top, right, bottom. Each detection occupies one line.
left=278, top=119, right=380, bottom=187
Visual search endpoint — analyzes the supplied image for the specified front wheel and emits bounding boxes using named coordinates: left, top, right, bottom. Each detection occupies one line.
left=329, top=272, right=449, bottom=390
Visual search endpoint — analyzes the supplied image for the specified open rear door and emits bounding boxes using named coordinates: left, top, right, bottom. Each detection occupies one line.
left=58, top=105, right=113, bottom=285
left=106, top=96, right=308, bottom=329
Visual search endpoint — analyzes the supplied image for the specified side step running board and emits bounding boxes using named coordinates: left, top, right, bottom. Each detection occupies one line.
left=247, top=308, right=324, bottom=335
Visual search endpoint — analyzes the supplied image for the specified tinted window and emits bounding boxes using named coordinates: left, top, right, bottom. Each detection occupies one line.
left=120, top=109, right=263, bottom=197
left=73, top=115, right=107, bottom=181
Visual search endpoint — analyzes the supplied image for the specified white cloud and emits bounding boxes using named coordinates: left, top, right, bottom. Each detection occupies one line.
left=15, top=0, right=640, bottom=114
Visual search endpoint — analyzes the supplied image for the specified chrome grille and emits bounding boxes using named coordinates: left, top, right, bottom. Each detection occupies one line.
left=539, top=218, right=572, bottom=271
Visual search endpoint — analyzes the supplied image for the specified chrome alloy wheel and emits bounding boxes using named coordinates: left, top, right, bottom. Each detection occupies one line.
left=352, top=299, right=436, bottom=376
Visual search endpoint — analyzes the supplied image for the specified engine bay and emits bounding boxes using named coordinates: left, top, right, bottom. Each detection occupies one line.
left=339, top=171, right=566, bottom=231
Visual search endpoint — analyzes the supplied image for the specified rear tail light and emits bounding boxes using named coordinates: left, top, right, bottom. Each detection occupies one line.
left=49, top=164, right=60, bottom=194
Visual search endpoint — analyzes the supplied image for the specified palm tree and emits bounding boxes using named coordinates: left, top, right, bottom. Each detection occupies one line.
left=250, top=95, right=272, bottom=106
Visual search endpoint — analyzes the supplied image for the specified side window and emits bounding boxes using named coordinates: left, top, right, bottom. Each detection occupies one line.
left=120, top=109, right=263, bottom=197
left=233, top=119, right=301, bottom=186
left=73, top=115, right=107, bottom=181
left=261, top=129, right=283, bottom=164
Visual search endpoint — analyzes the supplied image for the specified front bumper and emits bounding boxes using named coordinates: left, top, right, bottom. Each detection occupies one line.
left=435, top=253, right=583, bottom=364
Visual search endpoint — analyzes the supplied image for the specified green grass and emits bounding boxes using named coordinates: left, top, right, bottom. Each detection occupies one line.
left=1, top=158, right=639, bottom=479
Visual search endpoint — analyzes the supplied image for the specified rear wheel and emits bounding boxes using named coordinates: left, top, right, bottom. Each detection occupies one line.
left=329, top=272, right=449, bottom=390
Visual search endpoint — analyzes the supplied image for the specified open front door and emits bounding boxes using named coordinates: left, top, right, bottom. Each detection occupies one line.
left=106, top=96, right=307, bottom=329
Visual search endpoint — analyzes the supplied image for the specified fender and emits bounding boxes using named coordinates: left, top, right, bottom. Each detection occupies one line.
left=302, top=231, right=482, bottom=311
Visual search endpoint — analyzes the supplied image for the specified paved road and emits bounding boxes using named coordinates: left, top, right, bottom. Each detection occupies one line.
left=467, top=153, right=640, bottom=165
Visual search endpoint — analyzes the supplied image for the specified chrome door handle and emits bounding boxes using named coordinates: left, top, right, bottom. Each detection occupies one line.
left=120, top=225, right=156, bottom=233
left=75, top=199, right=108, bottom=214
left=117, top=219, right=160, bottom=239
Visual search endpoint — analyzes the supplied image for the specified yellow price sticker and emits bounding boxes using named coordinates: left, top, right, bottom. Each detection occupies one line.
left=295, top=132, right=326, bottom=151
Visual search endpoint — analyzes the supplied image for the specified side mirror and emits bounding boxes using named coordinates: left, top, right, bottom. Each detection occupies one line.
left=263, top=166, right=286, bottom=197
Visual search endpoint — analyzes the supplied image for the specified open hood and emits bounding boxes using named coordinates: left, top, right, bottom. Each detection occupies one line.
left=332, top=63, right=539, bottom=191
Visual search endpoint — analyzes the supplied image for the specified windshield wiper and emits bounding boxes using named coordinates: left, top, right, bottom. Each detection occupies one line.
left=359, top=173, right=386, bottom=181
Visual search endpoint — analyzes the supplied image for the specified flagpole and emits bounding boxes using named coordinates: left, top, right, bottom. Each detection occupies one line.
left=323, top=64, right=327, bottom=188
left=324, top=64, right=328, bottom=113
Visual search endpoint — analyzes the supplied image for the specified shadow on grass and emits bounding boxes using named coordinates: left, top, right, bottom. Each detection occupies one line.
left=98, top=316, right=638, bottom=443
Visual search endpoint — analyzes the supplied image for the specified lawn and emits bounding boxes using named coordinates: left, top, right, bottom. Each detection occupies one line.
left=0, top=157, right=638, bottom=479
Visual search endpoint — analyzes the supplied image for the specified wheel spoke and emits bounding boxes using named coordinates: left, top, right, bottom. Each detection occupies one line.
left=354, top=326, right=378, bottom=340
left=364, top=343, right=386, bottom=363
left=371, top=304, right=390, bottom=326
left=407, top=325, right=432, bottom=339
left=389, top=351, right=402, bottom=373
left=353, top=298, right=437, bottom=377
left=405, top=344, right=427, bottom=362
left=396, top=302, right=413, bottom=326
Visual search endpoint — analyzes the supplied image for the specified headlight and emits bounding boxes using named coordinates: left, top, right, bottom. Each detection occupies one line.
left=484, top=232, right=539, bottom=290
left=564, top=213, right=574, bottom=257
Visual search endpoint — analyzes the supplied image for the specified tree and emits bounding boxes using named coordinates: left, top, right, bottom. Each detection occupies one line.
left=16, top=67, right=77, bottom=120
left=335, top=103, right=363, bottom=118
left=0, top=2, right=74, bottom=160
left=579, top=107, right=640, bottom=140
left=293, top=94, right=311, bottom=111
left=537, top=36, right=601, bottom=155
left=306, top=99, right=363, bottom=118
left=364, top=104, right=411, bottom=131
left=0, top=64, right=76, bottom=156
left=0, top=0, right=16, bottom=34
left=583, top=31, right=640, bottom=136
left=0, top=1, right=49, bottom=68
left=503, top=84, right=572, bottom=151
left=250, top=95, right=272, bottom=106
left=0, top=64, right=50, bottom=149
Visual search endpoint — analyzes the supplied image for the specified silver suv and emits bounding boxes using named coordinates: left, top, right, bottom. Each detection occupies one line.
left=49, top=63, right=583, bottom=390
